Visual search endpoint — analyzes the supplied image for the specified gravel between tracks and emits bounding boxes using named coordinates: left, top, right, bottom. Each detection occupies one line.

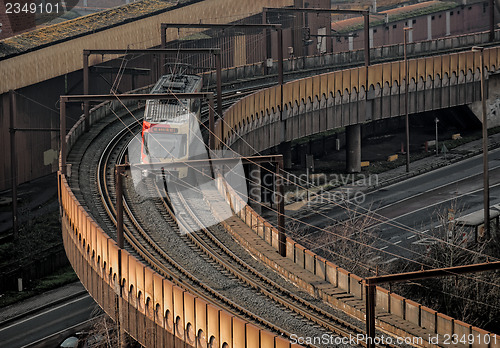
left=67, top=111, right=359, bottom=348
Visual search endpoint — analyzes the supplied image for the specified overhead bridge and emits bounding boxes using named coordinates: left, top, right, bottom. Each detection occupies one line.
left=216, top=46, right=499, bottom=172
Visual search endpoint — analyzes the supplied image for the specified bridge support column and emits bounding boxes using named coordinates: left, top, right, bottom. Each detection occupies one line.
left=278, top=141, right=292, bottom=170
left=248, top=164, right=262, bottom=214
left=346, top=124, right=361, bottom=173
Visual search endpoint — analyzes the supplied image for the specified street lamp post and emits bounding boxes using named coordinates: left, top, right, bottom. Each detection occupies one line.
left=435, top=117, right=439, bottom=156
left=472, top=46, right=490, bottom=238
left=404, top=27, right=413, bottom=172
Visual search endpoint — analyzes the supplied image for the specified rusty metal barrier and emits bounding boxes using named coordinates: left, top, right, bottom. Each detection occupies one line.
left=59, top=172, right=304, bottom=347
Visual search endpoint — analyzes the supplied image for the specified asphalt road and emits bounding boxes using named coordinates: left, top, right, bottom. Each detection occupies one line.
left=0, top=294, right=96, bottom=348
left=296, top=148, right=500, bottom=265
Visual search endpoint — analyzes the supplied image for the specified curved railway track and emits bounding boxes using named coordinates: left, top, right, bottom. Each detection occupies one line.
left=62, top=37, right=492, bottom=346
left=95, top=120, right=310, bottom=342
left=88, top=116, right=398, bottom=348
left=67, top=109, right=357, bottom=347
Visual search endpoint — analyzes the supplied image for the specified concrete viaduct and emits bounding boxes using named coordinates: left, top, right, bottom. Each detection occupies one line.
left=57, top=41, right=500, bottom=348
left=216, top=46, right=497, bottom=172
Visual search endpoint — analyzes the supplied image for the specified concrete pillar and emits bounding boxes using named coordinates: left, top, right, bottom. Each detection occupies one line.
left=248, top=164, right=262, bottom=214
left=346, top=124, right=361, bottom=173
left=279, top=141, right=292, bottom=169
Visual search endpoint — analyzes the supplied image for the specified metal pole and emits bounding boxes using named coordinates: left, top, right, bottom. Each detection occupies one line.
left=161, top=24, right=167, bottom=76
left=60, top=98, right=67, bottom=176
left=9, top=90, right=18, bottom=239
left=216, top=52, right=223, bottom=120
left=435, top=117, right=439, bottom=156
left=476, top=47, right=490, bottom=238
left=276, top=159, right=286, bottom=257
left=404, top=28, right=411, bottom=172
left=209, top=96, right=215, bottom=150
left=490, top=0, right=495, bottom=42
left=83, top=51, right=90, bottom=132
left=278, top=28, right=284, bottom=86
left=364, top=12, right=370, bottom=67
left=365, top=284, right=376, bottom=348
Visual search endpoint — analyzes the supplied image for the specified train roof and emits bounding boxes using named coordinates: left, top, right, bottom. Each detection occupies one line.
left=144, top=74, right=201, bottom=123
left=150, top=74, right=202, bottom=94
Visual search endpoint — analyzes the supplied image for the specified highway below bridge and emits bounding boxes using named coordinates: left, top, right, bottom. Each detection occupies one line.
left=291, top=146, right=500, bottom=267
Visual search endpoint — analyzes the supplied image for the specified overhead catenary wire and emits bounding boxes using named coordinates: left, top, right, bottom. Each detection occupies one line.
left=100, top=46, right=500, bottom=297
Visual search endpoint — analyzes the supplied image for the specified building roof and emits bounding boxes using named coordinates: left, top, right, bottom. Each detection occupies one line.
left=0, top=0, right=194, bottom=60
left=331, top=1, right=458, bottom=34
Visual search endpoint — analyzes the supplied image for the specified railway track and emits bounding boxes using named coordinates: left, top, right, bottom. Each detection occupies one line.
left=158, top=177, right=384, bottom=345
left=104, top=124, right=398, bottom=346
left=62, top=37, right=494, bottom=346
left=66, top=109, right=359, bottom=347
left=62, top=97, right=403, bottom=347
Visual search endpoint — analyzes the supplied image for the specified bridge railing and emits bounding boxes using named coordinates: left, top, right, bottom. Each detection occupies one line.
left=214, top=171, right=499, bottom=347
left=203, top=28, right=500, bottom=87
left=216, top=46, right=500, bottom=154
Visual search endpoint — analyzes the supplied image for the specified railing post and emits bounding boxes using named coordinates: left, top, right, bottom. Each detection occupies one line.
left=83, top=50, right=90, bottom=132
left=365, top=283, right=376, bottom=348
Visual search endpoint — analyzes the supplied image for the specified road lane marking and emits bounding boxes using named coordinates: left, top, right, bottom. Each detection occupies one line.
left=0, top=295, right=90, bottom=332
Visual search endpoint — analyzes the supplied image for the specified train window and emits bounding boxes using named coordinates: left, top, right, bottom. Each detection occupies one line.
left=144, top=133, right=187, bottom=159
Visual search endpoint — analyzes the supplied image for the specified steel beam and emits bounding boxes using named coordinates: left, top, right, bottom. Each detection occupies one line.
left=130, top=155, right=284, bottom=170
left=60, top=92, right=214, bottom=103
left=365, top=261, right=500, bottom=286
left=84, top=48, right=221, bottom=55
left=83, top=51, right=89, bottom=131
left=473, top=46, right=490, bottom=239
left=365, top=284, right=376, bottom=348
left=276, top=158, right=286, bottom=257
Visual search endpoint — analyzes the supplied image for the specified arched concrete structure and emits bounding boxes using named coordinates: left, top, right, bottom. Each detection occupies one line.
left=217, top=48, right=497, bottom=171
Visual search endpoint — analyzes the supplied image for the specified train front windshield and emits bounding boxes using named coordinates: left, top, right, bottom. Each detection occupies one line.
left=144, top=133, right=187, bottom=160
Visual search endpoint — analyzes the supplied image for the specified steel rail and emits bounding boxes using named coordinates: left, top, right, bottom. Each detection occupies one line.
left=94, top=122, right=322, bottom=346
left=159, top=178, right=397, bottom=348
